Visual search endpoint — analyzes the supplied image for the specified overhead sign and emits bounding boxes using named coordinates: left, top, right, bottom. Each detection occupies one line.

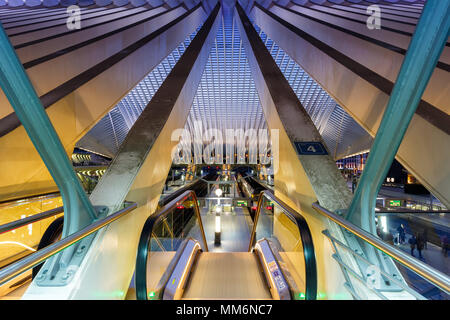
left=294, top=142, right=328, bottom=155
left=389, top=200, right=402, bottom=207
left=235, top=200, right=248, bottom=207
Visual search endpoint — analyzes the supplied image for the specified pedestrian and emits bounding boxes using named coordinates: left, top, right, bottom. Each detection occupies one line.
left=422, top=229, right=428, bottom=250
left=442, top=235, right=448, bottom=257
left=409, top=234, right=417, bottom=257
left=352, top=176, right=357, bottom=193
left=416, top=232, right=424, bottom=259
left=393, top=232, right=399, bottom=245
left=397, top=224, right=406, bottom=244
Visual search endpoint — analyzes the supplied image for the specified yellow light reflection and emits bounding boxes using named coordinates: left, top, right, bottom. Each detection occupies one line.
left=0, top=241, right=37, bottom=252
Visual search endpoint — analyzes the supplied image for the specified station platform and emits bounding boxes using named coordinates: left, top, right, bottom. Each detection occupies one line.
left=379, top=186, right=445, bottom=209
left=200, top=206, right=252, bottom=253
left=346, top=182, right=446, bottom=210
left=394, top=237, right=449, bottom=300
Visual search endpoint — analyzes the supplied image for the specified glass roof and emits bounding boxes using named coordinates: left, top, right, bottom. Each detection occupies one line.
left=77, top=8, right=372, bottom=162
left=254, top=24, right=373, bottom=159
left=178, top=10, right=268, bottom=164
left=76, top=29, right=199, bottom=157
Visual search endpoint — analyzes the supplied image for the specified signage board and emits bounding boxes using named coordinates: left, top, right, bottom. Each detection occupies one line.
left=294, top=142, right=328, bottom=155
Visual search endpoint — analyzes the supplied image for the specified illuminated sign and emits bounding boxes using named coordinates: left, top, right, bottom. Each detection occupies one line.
left=294, top=142, right=328, bottom=155
left=389, top=200, right=402, bottom=207
left=236, top=200, right=248, bottom=207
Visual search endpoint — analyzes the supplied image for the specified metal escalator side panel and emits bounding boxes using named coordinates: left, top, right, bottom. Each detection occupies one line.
left=249, top=190, right=318, bottom=299
left=148, top=239, right=189, bottom=300
left=254, top=239, right=291, bottom=300
left=265, top=238, right=303, bottom=300
left=163, top=239, right=202, bottom=300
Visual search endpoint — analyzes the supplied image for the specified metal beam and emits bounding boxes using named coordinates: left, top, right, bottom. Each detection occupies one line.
left=235, top=2, right=352, bottom=212
left=0, top=24, right=98, bottom=268
left=346, top=0, right=450, bottom=233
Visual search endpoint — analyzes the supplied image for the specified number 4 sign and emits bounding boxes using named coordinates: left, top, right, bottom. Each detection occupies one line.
left=294, top=142, right=328, bottom=155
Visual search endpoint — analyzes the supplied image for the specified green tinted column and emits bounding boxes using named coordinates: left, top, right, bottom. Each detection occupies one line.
left=346, top=1, right=450, bottom=232
left=0, top=24, right=97, bottom=264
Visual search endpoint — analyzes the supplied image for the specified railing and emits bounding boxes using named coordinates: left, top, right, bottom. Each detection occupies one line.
left=312, top=202, right=450, bottom=296
left=0, top=206, right=64, bottom=235
left=375, top=210, right=450, bottom=215
left=0, top=192, right=60, bottom=206
left=249, top=190, right=317, bottom=300
left=135, top=190, right=208, bottom=300
left=159, top=176, right=208, bottom=207
left=0, top=201, right=137, bottom=287
left=322, top=230, right=426, bottom=300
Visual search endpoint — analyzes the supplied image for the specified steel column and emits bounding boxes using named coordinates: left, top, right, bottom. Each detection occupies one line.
left=0, top=24, right=98, bottom=267
left=346, top=1, right=450, bottom=233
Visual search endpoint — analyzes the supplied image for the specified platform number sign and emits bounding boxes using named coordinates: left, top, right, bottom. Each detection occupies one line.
left=294, top=142, right=328, bottom=155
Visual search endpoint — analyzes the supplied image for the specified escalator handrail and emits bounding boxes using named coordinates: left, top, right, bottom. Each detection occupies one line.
left=0, top=206, right=64, bottom=235
left=0, top=191, right=60, bottom=206
left=135, top=190, right=208, bottom=300
left=249, top=190, right=318, bottom=300
left=0, top=201, right=137, bottom=286
left=247, top=176, right=268, bottom=192
left=312, top=202, right=450, bottom=295
left=159, top=173, right=216, bottom=206
left=159, top=177, right=202, bottom=206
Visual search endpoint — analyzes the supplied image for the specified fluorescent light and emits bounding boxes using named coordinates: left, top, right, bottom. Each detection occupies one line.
left=380, top=216, right=388, bottom=233
left=215, top=215, right=221, bottom=233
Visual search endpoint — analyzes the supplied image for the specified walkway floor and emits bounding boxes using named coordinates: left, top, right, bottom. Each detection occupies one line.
left=393, top=235, right=449, bottom=275
left=199, top=206, right=253, bottom=252
left=389, top=229, right=449, bottom=300
left=198, top=179, right=253, bottom=252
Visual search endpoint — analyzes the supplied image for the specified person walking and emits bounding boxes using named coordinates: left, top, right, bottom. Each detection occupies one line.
left=397, top=224, right=406, bottom=244
left=422, top=229, right=428, bottom=250
left=352, top=176, right=357, bottom=194
left=442, top=235, right=448, bottom=257
left=416, top=232, right=424, bottom=259
left=409, top=234, right=417, bottom=257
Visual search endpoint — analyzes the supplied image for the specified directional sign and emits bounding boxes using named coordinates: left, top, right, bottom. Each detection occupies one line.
left=294, top=142, right=328, bottom=155
left=235, top=200, right=248, bottom=207
left=389, top=200, right=402, bottom=207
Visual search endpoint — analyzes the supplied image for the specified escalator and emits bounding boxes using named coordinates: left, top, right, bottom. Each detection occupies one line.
left=134, top=189, right=317, bottom=300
